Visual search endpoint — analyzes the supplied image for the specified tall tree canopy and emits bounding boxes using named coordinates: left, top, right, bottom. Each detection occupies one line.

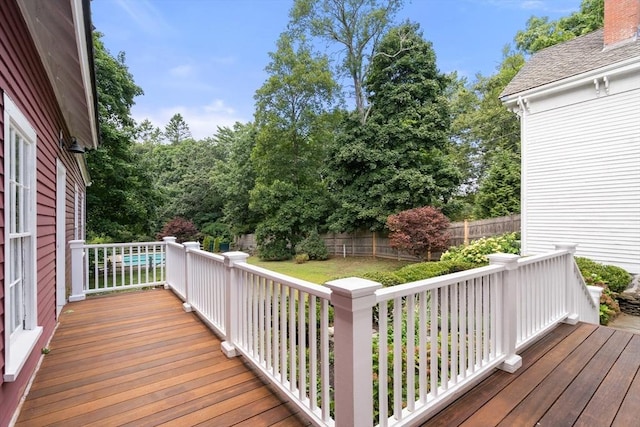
left=327, top=22, right=461, bottom=231
left=87, top=32, right=158, bottom=240
left=290, top=0, right=403, bottom=123
left=209, top=123, right=259, bottom=236
left=164, top=113, right=192, bottom=144
left=515, top=0, right=603, bottom=54
left=250, top=34, right=339, bottom=259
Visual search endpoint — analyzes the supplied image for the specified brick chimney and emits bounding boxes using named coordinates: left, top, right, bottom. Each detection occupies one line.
left=604, top=0, right=640, bottom=45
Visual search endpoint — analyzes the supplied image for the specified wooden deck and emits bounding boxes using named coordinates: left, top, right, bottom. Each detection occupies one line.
left=16, top=288, right=640, bottom=427
left=425, top=321, right=640, bottom=426
left=16, top=289, right=308, bottom=427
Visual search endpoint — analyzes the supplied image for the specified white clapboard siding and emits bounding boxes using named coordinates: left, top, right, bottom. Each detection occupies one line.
left=523, top=88, right=640, bottom=273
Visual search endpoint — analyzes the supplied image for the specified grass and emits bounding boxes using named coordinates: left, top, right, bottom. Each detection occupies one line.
left=247, top=256, right=414, bottom=284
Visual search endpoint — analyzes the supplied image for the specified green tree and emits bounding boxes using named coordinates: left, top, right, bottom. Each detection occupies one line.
left=135, top=119, right=162, bottom=144
left=447, top=50, right=523, bottom=219
left=515, top=0, right=603, bottom=54
left=290, top=0, right=403, bottom=123
left=210, top=123, right=260, bottom=235
left=474, top=149, right=520, bottom=219
left=164, top=113, right=192, bottom=144
left=327, top=22, right=461, bottom=231
left=250, top=34, right=339, bottom=259
left=86, top=32, right=159, bottom=241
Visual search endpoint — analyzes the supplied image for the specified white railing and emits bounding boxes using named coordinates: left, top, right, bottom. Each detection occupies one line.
left=515, top=251, right=570, bottom=349
left=365, top=260, right=516, bottom=426
left=74, top=241, right=166, bottom=295
left=68, top=240, right=598, bottom=427
left=232, top=263, right=334, bottom=425
left=185, top=248, right=226, bottom=336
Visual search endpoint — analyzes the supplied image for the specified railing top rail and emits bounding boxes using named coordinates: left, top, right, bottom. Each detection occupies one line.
left=83, top=241, right=166, bottom=249
left=376, top=264, right=504, bottom=302
left=235, top=262, right=332, bottom=300
left=166, top=241, right=185, bottom=249
left=188, top=248, right=225, bottom=263
left=517, top=249, right=567, bottom=267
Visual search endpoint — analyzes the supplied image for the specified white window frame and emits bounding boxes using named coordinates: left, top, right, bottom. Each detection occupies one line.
left=3, top=94, right=42, bottom=382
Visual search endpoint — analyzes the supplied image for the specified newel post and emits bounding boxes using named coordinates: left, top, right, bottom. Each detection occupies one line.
left=555, top=243, right=579, bottom=324
left=326, top=277, right=381, bottom=427
left=182, top=241, right=200, bottom=312
left=221, top=251, right=249, bottom=358
left=69, top=240, right=86, bottom=302
left=488, top=253, right=522, bottom=373
left=162, top=236, right=177, bottom=289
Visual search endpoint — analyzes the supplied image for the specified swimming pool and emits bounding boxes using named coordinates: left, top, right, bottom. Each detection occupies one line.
left=121, top=253, right=165, bottom=267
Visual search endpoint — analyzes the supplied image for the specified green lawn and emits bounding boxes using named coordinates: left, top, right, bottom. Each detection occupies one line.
left=247, top=256, right=414, bottom=284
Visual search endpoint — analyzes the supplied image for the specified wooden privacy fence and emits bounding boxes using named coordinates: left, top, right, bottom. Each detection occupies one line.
left=235, top=214, right=521, bottom=261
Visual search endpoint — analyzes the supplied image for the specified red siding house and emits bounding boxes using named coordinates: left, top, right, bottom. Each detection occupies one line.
left=0, top=0, right=98, bottom=424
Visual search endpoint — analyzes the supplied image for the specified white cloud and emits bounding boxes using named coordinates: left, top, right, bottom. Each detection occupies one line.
left=113, top=0, right=174, bottom=36
left=133, top=99, right=249, bottom=140
left=521, top=1, right=545, bottom=9
left=169, top=64, right=194, bottom=78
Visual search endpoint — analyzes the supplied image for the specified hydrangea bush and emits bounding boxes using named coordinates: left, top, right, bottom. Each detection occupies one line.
left=440, top=232, right=520, bottom=265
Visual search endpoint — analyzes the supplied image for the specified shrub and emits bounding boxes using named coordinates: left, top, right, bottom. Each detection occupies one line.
left=440, top=232, right=520, bottom=265
left=295, top=253, right=310, bottom=264
left=201, top=222, right=233, bottom=242
left=295, top=231, right=329, bottom=260
left=576, top=257, right=631, bottom=294
left=202, top=235, right=215, bottom=252
left=361, top=271, right=403, bottom=287
left=584, top=274, right=621, bottom=325
left=258, top=238, right=292, bottom=261
left=363, top=260, right=479, bottom=288
left=156, top=217, right=200, bottom=243
left=387, top=206, right=450, bottom=260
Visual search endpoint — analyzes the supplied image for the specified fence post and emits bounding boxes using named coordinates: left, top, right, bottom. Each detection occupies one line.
left=464, top=219, right=469, bottom=245
left=326, top=277, right=380, bottom=427
left=221, top=251, right=250, bottom=358
left=69, top=240, right=86, bottom=302
left=182, top=241, right=200, bottom=312
left=488, top=253, right=522, bottom=373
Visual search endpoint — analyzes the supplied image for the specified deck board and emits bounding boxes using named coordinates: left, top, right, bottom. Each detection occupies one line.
left=16, top=289, right=308, bottom=427
left=425, top=322, right=640, bottom=427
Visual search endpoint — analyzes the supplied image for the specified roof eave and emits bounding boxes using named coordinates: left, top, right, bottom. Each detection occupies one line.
left=17, top=0, right=99, bottom=152
left=501, top=55, right=640, bottom=107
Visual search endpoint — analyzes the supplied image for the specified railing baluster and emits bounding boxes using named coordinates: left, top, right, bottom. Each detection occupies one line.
left=289, top=286, right=296, bottom=392
left=309, top=295, right=317, bottom=411
left=393, top=296, right=402, bottom=419
left=298, top=290, right=306, bottom=401
left=430, top=287, right=438, bottom=397
left=407, top=294, right=416, bottom=409
left=379, top=301, right=388, bottom=425
left=441, top=285, right=449, bottom=391
left=419, top=291, right=427, bottom=402
left=320, top=298, right=330, bottom=423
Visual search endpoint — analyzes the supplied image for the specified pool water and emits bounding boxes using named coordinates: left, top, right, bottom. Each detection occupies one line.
left=121, top=253, right=165, bottom=266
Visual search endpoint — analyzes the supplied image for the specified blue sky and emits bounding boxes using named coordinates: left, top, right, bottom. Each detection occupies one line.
left=92, top=0, right=582, bottom=140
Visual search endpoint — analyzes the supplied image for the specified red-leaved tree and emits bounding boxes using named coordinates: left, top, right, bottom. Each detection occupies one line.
left=156, top=217, right=200, bottom=243
left=386, top=206, right=450, bottom=260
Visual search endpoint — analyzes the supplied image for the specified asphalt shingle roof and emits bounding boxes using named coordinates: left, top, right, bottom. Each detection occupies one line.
left=500, top=29, right=640, bottom=98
